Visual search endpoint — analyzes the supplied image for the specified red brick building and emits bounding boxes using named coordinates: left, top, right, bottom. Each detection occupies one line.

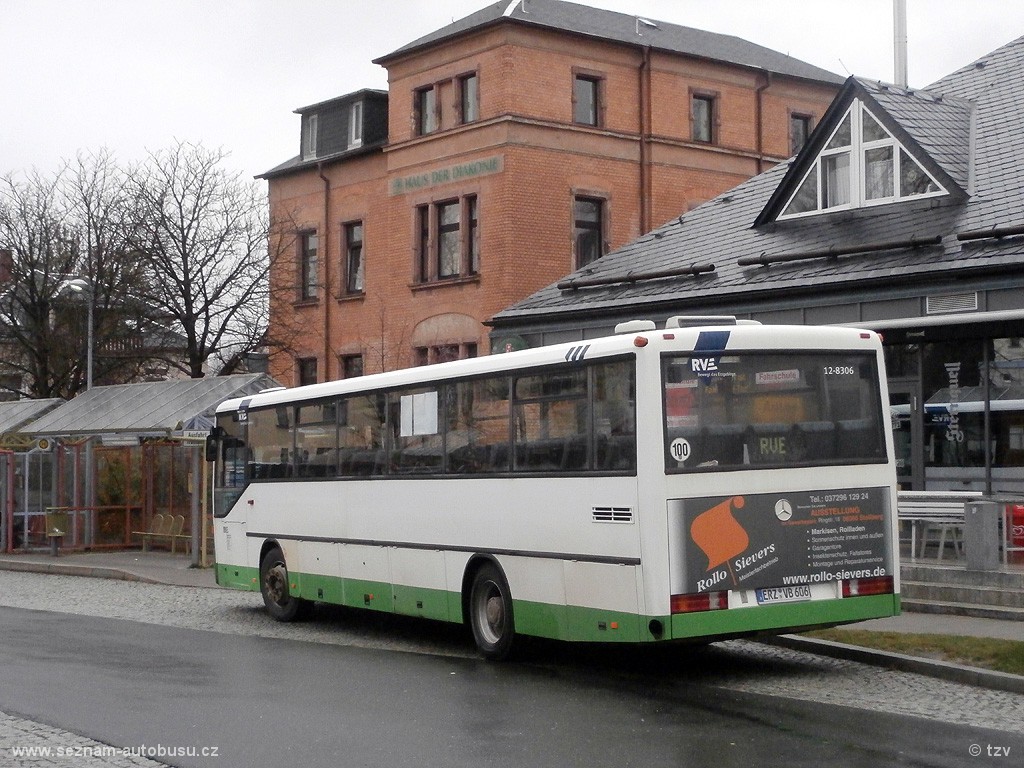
left=263, top=0, right=842, bottom=385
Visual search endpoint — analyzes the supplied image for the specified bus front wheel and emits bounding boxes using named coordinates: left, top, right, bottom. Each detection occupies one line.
left=259, top=546, right=312, bottom=622
left=469, top=563, right=515, bottom=660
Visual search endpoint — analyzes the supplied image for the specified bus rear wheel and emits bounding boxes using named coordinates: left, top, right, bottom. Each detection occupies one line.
left=260, top=546, right=312, bottom=622
left=469, top=563, right=515, bottom=660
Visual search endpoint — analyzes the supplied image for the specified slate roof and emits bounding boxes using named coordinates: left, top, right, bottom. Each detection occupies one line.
left=258, top=90, right=389, bottom=180
left=263, top=1, right=841, bottom=180
left=23, top=374, right=279, bottom=437
left=377, top=0, right=843, bottom=85
left=493, top=33, right=1024, bottom=328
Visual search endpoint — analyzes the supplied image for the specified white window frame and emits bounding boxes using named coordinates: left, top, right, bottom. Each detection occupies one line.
left=778, top=100, right=946, bottom=221
left=348, top=102, right=363, bottom=149
left=302, top=114, right=318, bottom=160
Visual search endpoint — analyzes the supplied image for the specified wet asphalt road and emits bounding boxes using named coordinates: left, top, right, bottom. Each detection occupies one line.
left=2, top=604, right=1022, bottom=768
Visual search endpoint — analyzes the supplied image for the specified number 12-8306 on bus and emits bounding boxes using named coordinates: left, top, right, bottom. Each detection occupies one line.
left=209, top=317, right=899, bottom=659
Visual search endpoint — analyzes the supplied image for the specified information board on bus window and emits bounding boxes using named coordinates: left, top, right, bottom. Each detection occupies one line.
left=667, top=487, right=890, bottom=595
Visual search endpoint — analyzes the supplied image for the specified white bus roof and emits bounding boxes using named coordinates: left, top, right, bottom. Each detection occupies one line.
left=216, top=323, right=880, bottom=414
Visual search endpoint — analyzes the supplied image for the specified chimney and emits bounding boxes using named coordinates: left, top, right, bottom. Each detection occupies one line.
left=893, top=0, right=908, bottom=87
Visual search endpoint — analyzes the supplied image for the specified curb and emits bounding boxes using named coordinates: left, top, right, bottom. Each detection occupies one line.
left=0, top=559, right=161, bottom=585
left=763, top=634, right=1024, bottom=696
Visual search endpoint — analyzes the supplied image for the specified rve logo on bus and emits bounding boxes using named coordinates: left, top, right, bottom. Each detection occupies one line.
left=691, top=330, right=730, bottom=377
left=691, top=357, right=719, bottom=373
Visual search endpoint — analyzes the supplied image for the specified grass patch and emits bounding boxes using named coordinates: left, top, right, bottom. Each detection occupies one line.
left=805, top=629, right=1024, bottom=676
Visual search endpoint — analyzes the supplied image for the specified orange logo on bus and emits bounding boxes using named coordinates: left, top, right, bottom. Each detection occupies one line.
left=690, top=496, right=749, bottom=574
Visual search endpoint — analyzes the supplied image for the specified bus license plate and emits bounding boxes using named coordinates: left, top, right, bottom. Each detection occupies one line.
left=756, top=585, right=812, bottom=605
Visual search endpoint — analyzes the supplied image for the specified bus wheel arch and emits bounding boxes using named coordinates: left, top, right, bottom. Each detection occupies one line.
left=258, top=541, right=313, bottom=622
left=463, top=556, right=516, bottom=661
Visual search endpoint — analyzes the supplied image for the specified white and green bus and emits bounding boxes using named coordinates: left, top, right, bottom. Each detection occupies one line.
left=210, top=318, right=899, bottom=659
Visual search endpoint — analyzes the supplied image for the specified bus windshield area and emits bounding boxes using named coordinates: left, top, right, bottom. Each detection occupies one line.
left=663, top=351, right=887, bottom=471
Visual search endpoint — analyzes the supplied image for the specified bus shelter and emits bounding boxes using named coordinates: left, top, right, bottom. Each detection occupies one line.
left=0, top=398, right=65, bottom=554
left=2, top=374, right=277, bottom=562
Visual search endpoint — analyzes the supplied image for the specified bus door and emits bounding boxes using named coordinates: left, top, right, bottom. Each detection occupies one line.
left=889, top=378, right=923, bottom=490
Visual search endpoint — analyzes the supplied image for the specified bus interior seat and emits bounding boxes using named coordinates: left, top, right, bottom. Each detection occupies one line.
left=789, top=421, right=836, bottom=462
left=703, top=424, right=745, bottom=465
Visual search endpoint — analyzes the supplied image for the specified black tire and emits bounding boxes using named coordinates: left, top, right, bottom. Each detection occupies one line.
left=259, top=546, right=312, bottom=622
left=468, top=562, right=515, bottom=660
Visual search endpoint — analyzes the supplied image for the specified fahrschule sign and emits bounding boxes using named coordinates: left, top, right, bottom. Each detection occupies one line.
left=389, top=155, right=504, bottom=195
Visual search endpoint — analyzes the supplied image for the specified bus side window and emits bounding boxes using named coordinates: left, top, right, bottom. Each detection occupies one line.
left=247, top=407, right=293, bottom=479
left=296, top=402, right=337, bottom=477
left=446, top=376, right=511, bottom=473
left=391, top=388, right=444, bottom=474
left=593, top=360, right=637, bottom=471
left=338, top=395, right=386, bottom=476
left=512, top=369, right=587, bottom=472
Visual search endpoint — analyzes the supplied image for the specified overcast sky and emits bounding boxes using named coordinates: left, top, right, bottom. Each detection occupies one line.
left=4, top=0, right=1022, bottom=181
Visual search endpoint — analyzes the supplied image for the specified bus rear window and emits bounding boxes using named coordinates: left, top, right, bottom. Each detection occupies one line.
left=662, top=351, right=886, bottom=471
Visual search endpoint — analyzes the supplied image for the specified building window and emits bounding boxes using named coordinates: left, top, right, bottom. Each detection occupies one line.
left=459, top=73, right=479, bottom=124
left=437, top=201, right=460, bottom=279
left=348, top=102, right=363, bottom=148
left=416, top=86, right=437, bottom=135
left=790, top=113, right=813, bottom=155
left=574, top=196, right=605, bottom=268
left=691, top=92, right=716, bottom=143
left=416, top=195, right=479, bottom=283
left=302, top=114, right=318, bottom=160
left=780, top=100, right=945, bottom=219
left=344, top=221, right=364, bottom=293
left=340, top=354, right=364, bottom=379
left=573, top=74, right=602, bottom=126
left=414, top=343, right=478, bottom=366
left=300, top=232, right=318, bottom=300
left=467, top=195, right=479, bottom=275
left=417, top=204, right=431, bottom=282
left=297, top=357, right=318, bottom=386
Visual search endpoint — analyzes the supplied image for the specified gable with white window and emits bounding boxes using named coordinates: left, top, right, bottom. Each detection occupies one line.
left=779, top=99, right=946, bottom=219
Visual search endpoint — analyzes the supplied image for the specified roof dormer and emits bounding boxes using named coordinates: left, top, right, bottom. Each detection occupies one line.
left=756, top=78, right=971, bottom=226
left=294, top=90, right=388, bottom=163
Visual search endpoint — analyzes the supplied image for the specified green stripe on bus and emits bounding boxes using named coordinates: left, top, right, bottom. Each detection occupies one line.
left=216, top=564, right=259, bottom=591
left=291, top=572, right=454, bottom=622
left=512, top=599, right=647, bottom=643
left=218, top=563, right=898, bottom=645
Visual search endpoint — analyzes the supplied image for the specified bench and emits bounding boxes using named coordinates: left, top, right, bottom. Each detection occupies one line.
left=132, top=513, right=190, bottom=554
left=897, top=491, right=982, bottom=561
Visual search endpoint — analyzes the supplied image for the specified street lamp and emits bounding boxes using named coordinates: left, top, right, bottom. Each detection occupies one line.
left=63, top=278, right=93, bottom=391
left=62, top=277, right=95, bottom=547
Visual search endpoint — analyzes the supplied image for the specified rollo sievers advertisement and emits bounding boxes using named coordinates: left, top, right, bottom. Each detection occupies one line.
left=668, top=487, right=891, bottom=595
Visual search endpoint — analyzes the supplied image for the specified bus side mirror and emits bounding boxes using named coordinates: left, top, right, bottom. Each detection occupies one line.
left=205, top=427, right=223, bottom=462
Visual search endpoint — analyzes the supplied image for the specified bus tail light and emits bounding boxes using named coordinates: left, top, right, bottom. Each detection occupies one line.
left=842, top=575, right=894, bottom=597
left=671, top=591, right=728, bottom=614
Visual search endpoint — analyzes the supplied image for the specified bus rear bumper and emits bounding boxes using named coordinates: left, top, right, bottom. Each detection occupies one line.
left=668, top=593, right=900, bottom=642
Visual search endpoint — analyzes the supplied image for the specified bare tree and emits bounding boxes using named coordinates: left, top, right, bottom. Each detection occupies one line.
left=0, top=154, right=149, bottom=398
left=359, top=293, right=412, bottom=374
left=62, top=149, right=155, bottom=385
left=132, top=142, right=273, bottom=378
left=0, top=167, right=78, bottom=398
